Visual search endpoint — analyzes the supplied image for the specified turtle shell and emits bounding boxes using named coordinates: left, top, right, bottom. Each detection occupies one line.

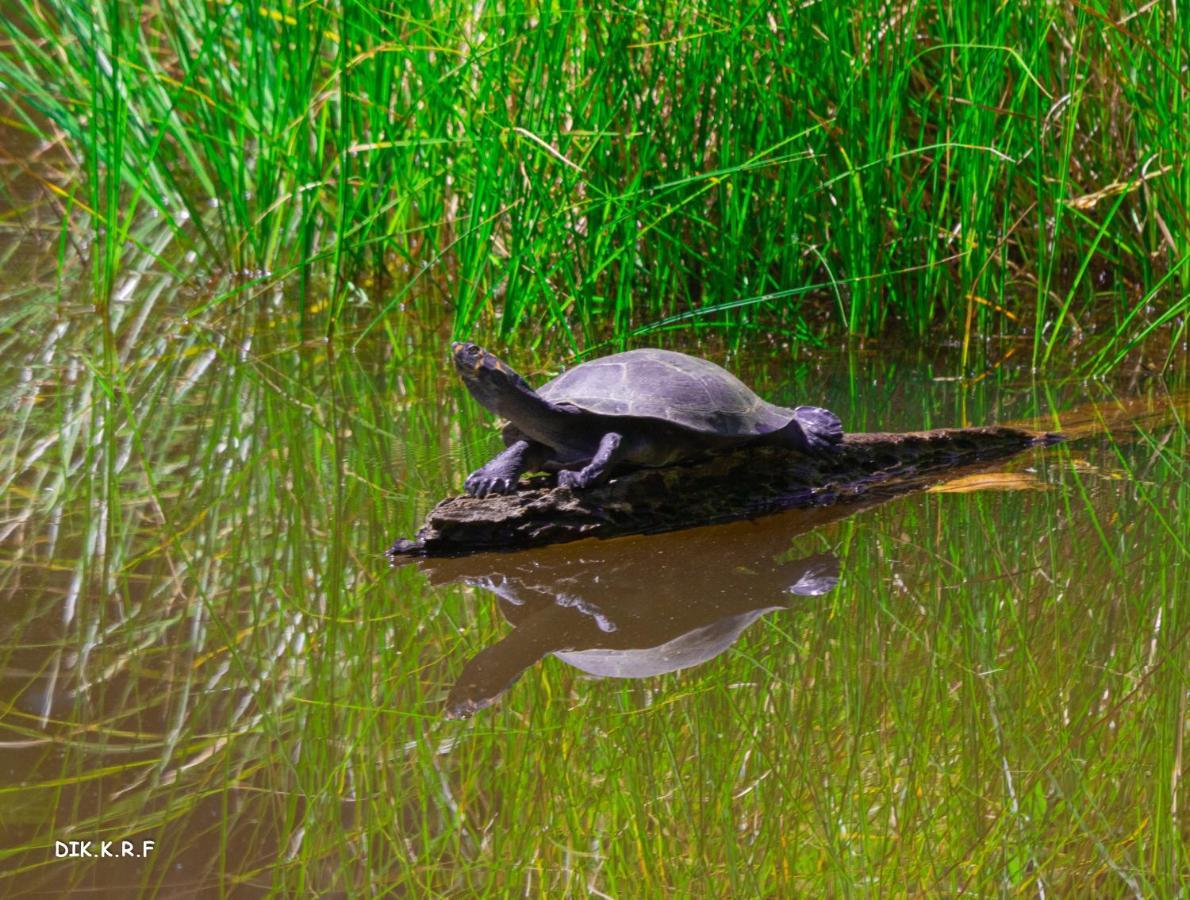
left=535, top=349, right=793, bottom=436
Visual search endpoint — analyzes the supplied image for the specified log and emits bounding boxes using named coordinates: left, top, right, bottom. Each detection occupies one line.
left=387, top=426, right=1063, bottom=558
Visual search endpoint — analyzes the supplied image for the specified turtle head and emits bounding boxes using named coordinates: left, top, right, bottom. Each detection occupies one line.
left=451, top=342, right=537, bottom=416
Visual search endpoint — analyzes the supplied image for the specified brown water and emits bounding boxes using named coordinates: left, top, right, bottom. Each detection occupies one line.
left=0, top=212, right=1187, bottom=892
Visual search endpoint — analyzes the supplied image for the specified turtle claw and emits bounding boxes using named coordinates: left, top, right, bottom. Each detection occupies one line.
left=464, top=440, right=547, bottom=497
left=464, top=472, right=516, bottom=497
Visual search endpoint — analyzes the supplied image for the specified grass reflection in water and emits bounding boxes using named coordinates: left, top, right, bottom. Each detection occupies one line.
left=0, top=296, right=1186, bottom=895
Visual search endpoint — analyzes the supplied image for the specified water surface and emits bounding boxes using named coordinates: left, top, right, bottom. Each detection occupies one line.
left=0, top=253, right=1186, bottom=894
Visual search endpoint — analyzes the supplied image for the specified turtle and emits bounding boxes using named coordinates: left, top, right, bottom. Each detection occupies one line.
left=451, top=341, right=843, bottom=496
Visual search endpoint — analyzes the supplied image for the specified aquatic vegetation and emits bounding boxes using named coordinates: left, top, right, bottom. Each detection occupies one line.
left=1, top=0, right=1187, bottom=368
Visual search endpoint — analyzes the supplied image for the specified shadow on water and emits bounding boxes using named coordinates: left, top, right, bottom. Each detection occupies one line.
left=419, top=526, right=842, bottom=719
left=404, top=437, right=1081, bottom=719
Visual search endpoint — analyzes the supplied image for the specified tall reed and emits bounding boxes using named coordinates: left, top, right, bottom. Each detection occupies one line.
left=1, top=0, right=1187, bottom=367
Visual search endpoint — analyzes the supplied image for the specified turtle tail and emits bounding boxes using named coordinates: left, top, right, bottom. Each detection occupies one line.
left=787, top=405, right=844, bottom=453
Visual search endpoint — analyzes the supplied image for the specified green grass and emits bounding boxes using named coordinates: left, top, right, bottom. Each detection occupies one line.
left=1, top=0, right=1188, bottom=368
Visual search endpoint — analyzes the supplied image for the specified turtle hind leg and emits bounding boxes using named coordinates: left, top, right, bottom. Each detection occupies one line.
left=465, top=440, right=553, bottom=497
left=772, top=406, right=844, bottom=453
left=795, top=406, right=844, bottom=451
left=557, top=432, right=624, bottom=490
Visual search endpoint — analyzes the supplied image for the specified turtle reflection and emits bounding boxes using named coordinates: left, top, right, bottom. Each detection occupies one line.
left=411, top=510, right=843, bottom=718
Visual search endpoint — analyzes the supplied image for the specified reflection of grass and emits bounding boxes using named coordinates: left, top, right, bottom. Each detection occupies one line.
left=2, top=2, right=1188, bottom=366
left=0, top=276, right=1186, bottom=892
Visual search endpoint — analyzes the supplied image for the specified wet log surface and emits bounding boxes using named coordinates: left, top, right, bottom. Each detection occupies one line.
left=387, top=426, right=1063, bottom=558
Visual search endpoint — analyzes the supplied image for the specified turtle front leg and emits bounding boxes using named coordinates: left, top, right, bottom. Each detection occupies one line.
left=557, top=432, right=624, bottom=491
left=465, top=440, right=551, bottom=497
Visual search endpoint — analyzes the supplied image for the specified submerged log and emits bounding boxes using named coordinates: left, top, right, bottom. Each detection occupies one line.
left=388, top=426, right=1063, bottom=558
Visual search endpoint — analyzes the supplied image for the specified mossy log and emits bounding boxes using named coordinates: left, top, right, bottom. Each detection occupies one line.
left=387, top=426, right=1062, bottom=558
